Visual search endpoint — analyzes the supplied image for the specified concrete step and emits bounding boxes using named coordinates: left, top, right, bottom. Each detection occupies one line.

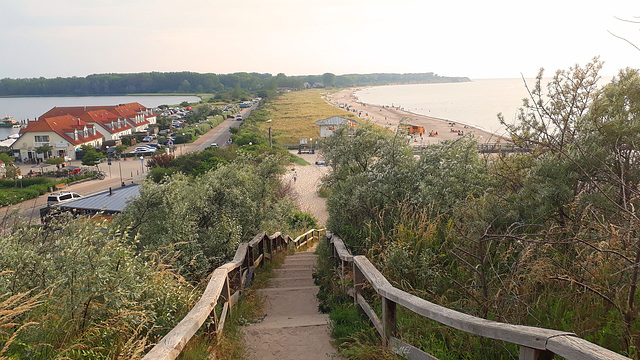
left=271, top=276, right=316, bottom=288
left=274, top=268, right=314, bottom=278
left=248, top=313, right=329, bottom=330
left=257, top=286, right=320, bottom=317
left=280, top=263, right=315, bottom=270
left=243, top=323, right=336, bottom=360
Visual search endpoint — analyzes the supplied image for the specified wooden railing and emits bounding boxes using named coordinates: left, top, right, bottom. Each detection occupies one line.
left=326, top=231, right=630, bottom=360
left=143, top=228, right=326, bottom=360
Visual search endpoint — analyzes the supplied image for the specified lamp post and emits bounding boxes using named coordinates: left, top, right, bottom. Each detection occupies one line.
left=119, top=161, right=124, bottom=187
left=140, top=156, right=144, bottom=174
left=106, top=147, right=112, bottom=178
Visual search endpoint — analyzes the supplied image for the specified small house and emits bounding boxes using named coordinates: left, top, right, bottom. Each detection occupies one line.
left=315, top=116, right=358, bottom=138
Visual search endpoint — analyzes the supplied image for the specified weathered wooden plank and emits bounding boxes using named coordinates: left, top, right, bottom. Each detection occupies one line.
left=379, top=281, right=565, bottom=350
left=354, top=256, right=392, bottom=293
left=546, top=335, right=630, bottom=360
left=333, top=238, right=353, bottom=262
left=217, top=302, right=229, bottom=337
left=143, top=268, right=227, bottom=359
left=356, top=292, right=383, bottom=338
left=229, top=290, right=240, bottom=309
left=390, top=337, right=439, bottom=360
left=382, top=297, right=397, bottom=346
left=254, top=254, right=263, bottom=268
left=223, top=243, right=249, bottom=272
left=248, top=231, right=266, bottom=247
left=353, top=262, right=364, bottom=307
left=354, top=255, right=565, bottom=351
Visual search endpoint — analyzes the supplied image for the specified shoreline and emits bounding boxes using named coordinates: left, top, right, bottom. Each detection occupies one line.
left=326, top=87, right=507, bottom=145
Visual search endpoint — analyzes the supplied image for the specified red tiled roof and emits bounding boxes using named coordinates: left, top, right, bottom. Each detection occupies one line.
left=20, top=115, right=104, bottom=146
left=39, top=103, right=153, bottom=122
left=79, top=110, right=133, bottom=134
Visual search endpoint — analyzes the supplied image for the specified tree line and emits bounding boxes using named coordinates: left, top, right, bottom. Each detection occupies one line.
left=0, top=71, right=469, bottom=96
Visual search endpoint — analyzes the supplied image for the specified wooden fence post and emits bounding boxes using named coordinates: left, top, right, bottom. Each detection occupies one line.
left=354, top=262, right=363, bottom=306
left=382, top=297, right=397, bottom=347
left=519, top=347, right=553, bottom=360
left=223, top=274, right=232, bottom=315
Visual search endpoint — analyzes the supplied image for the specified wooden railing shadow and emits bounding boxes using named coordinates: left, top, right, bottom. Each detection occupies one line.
left=143, top=228, right=326, bottom=360
left=326, top=231, right=630, bottom=360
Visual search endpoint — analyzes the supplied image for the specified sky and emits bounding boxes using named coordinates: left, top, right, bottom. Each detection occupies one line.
left=0, top=0, right=638, bottom=80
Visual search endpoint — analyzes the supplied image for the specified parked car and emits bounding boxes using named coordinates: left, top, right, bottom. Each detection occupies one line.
left=47, top=191, right=82, bottom=206
left=142, top=136, right=154, bottom=142
left=134, top=145, right=156, bottom=154
left=146, top=143, right=163, bottom=149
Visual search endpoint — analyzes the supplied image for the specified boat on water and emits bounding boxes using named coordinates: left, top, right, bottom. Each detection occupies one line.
left=0, top=116, right=20, bottom=128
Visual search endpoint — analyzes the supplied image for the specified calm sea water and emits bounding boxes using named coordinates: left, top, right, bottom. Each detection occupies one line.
left=0, top=95, right=201, bottom=140
left=355, top=78, right=541, bottom=135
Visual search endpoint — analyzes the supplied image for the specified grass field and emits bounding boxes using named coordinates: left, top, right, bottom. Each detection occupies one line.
left=258, top=89, right=358, bottom=145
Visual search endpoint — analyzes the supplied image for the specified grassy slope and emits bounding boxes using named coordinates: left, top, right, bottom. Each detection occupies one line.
left=258, top=89, right=359, bottom=145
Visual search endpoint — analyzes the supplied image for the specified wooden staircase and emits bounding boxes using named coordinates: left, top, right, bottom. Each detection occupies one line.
left=243, top=245, right=339, bottom=359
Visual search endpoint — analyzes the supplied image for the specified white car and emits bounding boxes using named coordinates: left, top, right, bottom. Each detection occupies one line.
left=47, top=191, right=82, bottom=206
left=134, top=145, right=155, bottom=153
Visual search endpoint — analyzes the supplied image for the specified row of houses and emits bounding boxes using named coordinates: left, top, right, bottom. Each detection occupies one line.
left=11, top=103, right=156, bottom=162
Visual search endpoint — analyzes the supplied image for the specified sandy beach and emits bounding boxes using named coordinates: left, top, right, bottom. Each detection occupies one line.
left=326, top=88, right=506, bottom=145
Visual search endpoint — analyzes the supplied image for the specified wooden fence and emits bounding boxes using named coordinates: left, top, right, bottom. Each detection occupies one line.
left=142, top=228, right=326, bottom=360
left=326, top=231, right=630, bottom=360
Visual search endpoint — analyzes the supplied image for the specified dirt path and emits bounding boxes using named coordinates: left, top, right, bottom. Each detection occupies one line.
left=285, top=151, right=330, bottom=226
left=241, top=152, right=338, bottom=359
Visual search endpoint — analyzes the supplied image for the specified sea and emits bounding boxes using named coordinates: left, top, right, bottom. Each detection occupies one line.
left=0, top=95, right=201, bottom=140
left=355, top=77, right=612, bottom=136
left=354, top=78, right=541, bottom=136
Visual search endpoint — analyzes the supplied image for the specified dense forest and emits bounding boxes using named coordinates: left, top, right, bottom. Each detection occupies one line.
left=318, top=59, right=640, bottom=358
left=0, top=71, right=469, bottom=96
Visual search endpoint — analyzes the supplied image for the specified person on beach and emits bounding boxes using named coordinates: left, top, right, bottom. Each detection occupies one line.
left=293, top=171, right=297, bottom=183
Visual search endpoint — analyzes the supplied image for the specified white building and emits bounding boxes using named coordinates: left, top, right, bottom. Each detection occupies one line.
left=11, top=115, right=104, bottom=162
left=315, top=116, right=358, bottom=138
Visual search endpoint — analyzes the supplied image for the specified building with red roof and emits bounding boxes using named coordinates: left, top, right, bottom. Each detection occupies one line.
left=39, top=102, right=157, bottom=135
left=11, top=115, right=104, bottom=162
left=78, top=110, right=133, bottom=141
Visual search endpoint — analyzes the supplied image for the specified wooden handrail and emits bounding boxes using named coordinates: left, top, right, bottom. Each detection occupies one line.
left=143, top=228, right=326, bottom=360
left=326, top=231, right=630, bottom=360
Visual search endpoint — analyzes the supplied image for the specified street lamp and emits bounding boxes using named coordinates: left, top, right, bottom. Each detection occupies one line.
left=140, top=156, right=144, bottom=174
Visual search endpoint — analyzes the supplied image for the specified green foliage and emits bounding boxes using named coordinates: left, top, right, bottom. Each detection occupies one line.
left=0, top=216, right=195, bottom=359
left=81, top=148, right=105, bottom=168
left=119, top=154, right=289, bottom=281
left=45, top=157, right=64, bottom=165
left=286, top=210, right=317, bottom=230
left=35, top=144, right=52, bottom=155
left=0, top=152, right=14, bottom=164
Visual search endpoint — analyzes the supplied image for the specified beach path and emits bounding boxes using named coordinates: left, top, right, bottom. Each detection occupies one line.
left=241, top=151, right=338, bottom=359
left=286, top=151, right=330, bottom=226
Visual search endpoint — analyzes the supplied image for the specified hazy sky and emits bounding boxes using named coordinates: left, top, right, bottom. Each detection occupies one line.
left=0, top=0, right=637, bottom=79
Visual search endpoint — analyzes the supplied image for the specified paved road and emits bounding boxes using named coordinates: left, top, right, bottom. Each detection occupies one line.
left=3, top=104, right=257, bottom=223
